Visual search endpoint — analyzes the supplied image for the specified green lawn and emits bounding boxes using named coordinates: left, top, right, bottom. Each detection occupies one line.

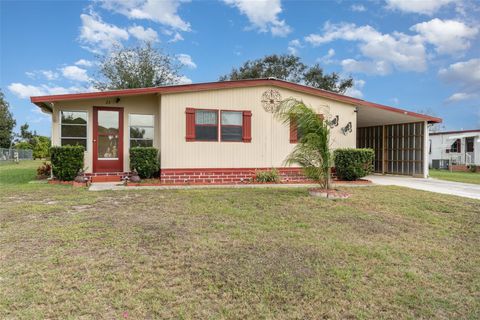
left=1, top=161, right=479, bottom=319
left=430, top=168, right=480, bottom=185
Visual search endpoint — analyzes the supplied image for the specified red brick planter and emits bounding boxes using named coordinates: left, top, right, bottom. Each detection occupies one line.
left=48, top=180, right=87, bottom=188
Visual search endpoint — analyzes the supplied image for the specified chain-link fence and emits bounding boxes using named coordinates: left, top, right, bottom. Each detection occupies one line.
left=0, top=148, right=33, bottom=161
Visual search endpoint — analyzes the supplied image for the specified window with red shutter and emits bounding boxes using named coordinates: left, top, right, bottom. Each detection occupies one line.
left=242, top=111, right=252, bottom=142
left=290, top=116, right=298, bottom=143
left=185, top=108, right=195, bottom=141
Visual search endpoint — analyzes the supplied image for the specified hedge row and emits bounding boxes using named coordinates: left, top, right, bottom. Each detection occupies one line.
left=50, top=146, right=84, bottom=181
left=334, top=148, right=374, bottom=181
left=130, top=147, right=159, bottom=179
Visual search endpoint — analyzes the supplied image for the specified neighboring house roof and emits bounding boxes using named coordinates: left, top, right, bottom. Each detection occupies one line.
left=430, top=129, right=480, bottom=136
left=30, top=78, right=442, bottom=123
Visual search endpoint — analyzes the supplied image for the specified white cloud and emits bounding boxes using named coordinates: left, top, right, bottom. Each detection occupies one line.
left=74, top=59, right=94, bottom=67
left=128, top=25, right=159, bottom=42
left=318, top=48, right=335, bottom=64
left=176, top=53, right=196, bottom=68
left=446, top=92, right=478, bottom=103
left=8, top=83, right=95, bottom=99
left=345, top=79, right=365, bottom=99
left=341, top=59, right=392, bottom=75
left=411, top=19, right=478, bottom=55
left=61, top=66, right=90, bottom=82
left=175, top=75, right=192, bottom=84
left=385, top=0, right=455, bottom=15
left=439, top=58, right=480, bottom=87
left=168, top=32, right=184, bottom=43
left=41, top=70, right=59, bottom=80
left=8, top=83, right=45, bottom=98
left=79, top=11, right=129, bottom=52
left=287, top=39, right=302, bottom=55
left=439, top=58, right=480, bottom=103
left=224, top=0, right=291, bottom=37
left=99, top=0, right=190, bottom=32
left=305, top=22, right=426, bottom=74
left=350, top=4, right=366, bottom=12
left=25, top=70, right=59, bottom=80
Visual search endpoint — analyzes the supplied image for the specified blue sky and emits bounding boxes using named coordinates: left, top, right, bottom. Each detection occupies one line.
left=1, top=0, right=479, bottom=136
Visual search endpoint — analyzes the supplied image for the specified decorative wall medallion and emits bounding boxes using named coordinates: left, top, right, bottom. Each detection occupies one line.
left=261, top=89, right=282, bottom=113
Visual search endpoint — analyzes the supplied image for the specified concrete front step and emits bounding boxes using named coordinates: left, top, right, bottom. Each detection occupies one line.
left=90, top=175, right=123, bottom=183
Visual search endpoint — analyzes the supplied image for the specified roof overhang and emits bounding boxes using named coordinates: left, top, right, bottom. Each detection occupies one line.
left=30, top=79, right=442, bottom=124
left=430, top=129, right=480, bottom=136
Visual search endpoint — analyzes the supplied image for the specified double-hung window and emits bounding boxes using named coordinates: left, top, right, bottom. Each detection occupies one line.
left=60, top=111, right=88, bottom=149
left=186, top=108, right=251, bottom=142
left=195, top=110, right=218, bottom=141
left=129, top=114, right=154, bottom=147
left=221, top=111, right=243, bottom=141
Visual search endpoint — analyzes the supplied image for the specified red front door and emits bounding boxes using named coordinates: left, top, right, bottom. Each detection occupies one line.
left=93, top=107, right=124, bottom=172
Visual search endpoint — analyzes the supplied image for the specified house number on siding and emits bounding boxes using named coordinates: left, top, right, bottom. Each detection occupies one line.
left=105, top=99, right=112, bottom=104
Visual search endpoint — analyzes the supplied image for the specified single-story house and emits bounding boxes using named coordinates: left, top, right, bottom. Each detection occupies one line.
left=429, top=129, right=480, bottom=170
left=31, top=78, right=441, bottom=182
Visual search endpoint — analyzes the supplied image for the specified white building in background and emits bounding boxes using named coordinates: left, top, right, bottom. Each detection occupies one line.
left=429, top=129, right=480, bottom=169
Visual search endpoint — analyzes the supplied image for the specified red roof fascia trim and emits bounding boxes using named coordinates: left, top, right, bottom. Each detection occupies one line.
left=30, top=86, right=161, bottom=103
left=430, top=129, right=480, bottom=135
left=30, top=78, right=442, bottom=123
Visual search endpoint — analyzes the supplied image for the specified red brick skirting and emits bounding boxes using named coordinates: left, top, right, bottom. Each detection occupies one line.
left=159, top=167, right=309, bottom=185
left=48, top=180, right=87, bottom=187
left=450, top=165, right=479, bottom=172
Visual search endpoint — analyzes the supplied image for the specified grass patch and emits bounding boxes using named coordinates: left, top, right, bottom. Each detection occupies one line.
left=430, top=169, right=480, bottom=184
left=0, top=161, right=479, bottom=318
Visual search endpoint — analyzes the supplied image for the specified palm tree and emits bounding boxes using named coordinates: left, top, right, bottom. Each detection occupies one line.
left=274, top=98, right=332, bottom=189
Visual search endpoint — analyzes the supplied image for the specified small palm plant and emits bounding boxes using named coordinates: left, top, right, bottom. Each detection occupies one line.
left=275, top=98, right=332, bottom=189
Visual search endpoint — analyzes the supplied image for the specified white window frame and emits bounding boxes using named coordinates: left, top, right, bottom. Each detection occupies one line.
left=128, top=113, right=155, bottom=149
left=59, top=110, right=89, bottom=151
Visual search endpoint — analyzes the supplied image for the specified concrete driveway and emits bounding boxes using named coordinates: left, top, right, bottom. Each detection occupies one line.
left=367, top=175, right=480, bottom=200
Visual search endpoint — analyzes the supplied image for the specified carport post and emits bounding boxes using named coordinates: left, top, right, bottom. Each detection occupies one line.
left=382, top=125, right=386, bottom=174
left=423, top=121, right=429, bottom=178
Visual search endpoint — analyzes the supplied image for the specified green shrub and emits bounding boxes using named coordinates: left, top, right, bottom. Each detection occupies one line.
left=334, top=148, right=374, bottom=181
left=255, top=169, right=280, bottom=183
left=37, top=161, right=51, bottom=179
left=32, top=136, right=51, bottom=159
left=50, top=146, right=85, bottom=181
left=468, top=165, right=477, bottom=173
left=14, top=141, right=32, bottom=150
left=130, top=147, right=159, bottom=179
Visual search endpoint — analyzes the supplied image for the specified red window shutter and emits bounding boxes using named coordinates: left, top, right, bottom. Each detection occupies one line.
left=242, top=111, right=252, bottom=142
left=185, top=108, right=195, bottom=141
left=290, top=116, right=297, bottom=143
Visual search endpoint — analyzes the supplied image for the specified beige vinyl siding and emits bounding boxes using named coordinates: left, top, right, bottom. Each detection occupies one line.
left=160, top=86, right=357, bottom=169
left=50, top=86, right=358, bottom=172
left=51, top=94, right=159, bottom=173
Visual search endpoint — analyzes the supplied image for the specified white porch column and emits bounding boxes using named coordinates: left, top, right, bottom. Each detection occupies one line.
left=423, top=121, right=429, bottom=178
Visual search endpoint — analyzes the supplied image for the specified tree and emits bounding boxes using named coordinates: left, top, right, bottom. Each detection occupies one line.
left=274, top=98, right=332, bottom=189
left=93, top=42, right=181, bottom=90
left=15, top=122, right=51, bottom=158
left=220, top=54, right=353, bottom=94
left=220, top=54, right=307, bottom=83
left=416, top=108, right=445, bottom=133
left=19, top=123, right=35, bottom=144
left=303, top=64, right=353, bottom=93
left=0, top=89, right=16, bottom=148
left=32, top=136, right=51, bottom=159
